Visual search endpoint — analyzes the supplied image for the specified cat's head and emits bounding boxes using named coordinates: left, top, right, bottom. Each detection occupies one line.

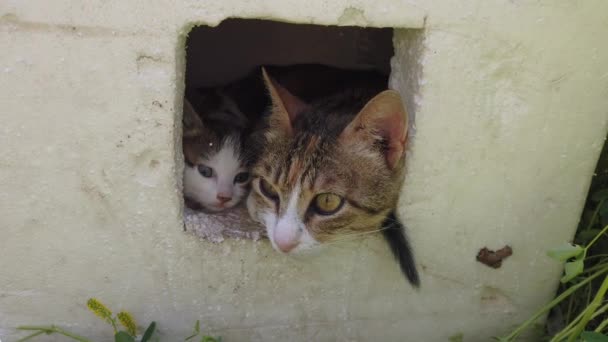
left=247, top=68, right=409, bottom=254
left=182, top=97, right=251, bottom=212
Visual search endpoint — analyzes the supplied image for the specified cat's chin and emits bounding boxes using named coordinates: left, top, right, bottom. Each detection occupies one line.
left=285, top=246, right=324, bottom=258
left=267, top=239, right=324, bottom=257
left=205, top=205, right=234, bottom=213
left=194, top=201, right=242, bottom=214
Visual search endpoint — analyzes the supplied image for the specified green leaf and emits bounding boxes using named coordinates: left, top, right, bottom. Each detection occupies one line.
left=547, top=243, right=584, bottom=262
left=141, top=322, right=156, bottom=342
left=561, top=259, right=584, bottom=283
left=581, top=331, right=608, bottom=342
left=591, top=189, right=608, bottom=202
left=115, top=331, right=136, bottom=342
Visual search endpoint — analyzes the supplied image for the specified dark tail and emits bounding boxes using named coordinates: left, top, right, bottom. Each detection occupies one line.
left=381, top=211, right=420, bottom=288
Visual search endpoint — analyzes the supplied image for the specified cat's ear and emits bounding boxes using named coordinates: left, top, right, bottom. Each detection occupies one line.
left=340, top=90, right=408, bottom=170
left=262, top=67, right=308, bottom=135
left=183, top=98, right=204, bottom=138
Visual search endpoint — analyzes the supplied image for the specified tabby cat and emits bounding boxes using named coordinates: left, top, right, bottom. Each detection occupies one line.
left=246, top=68, right=419, bottom=287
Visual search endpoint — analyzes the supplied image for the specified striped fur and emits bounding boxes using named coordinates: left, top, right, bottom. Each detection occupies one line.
left=246, top=67, right=419, bottom=286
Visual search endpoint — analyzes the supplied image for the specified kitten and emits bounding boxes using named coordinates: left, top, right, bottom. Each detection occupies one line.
left=246, top=68, right=419, bottom=287
left=182, top=90, right=252, bottom=213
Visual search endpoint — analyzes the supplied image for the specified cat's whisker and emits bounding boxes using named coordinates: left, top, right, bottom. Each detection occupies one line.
left=324, top=226, right=392, bottom=244
left=322, top=216, right=408, bottom=245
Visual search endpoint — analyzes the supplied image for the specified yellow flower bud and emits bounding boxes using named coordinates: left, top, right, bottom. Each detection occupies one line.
left=86, top=298, right=113, bottom=323
left=117, top=311, right=137, bottom=336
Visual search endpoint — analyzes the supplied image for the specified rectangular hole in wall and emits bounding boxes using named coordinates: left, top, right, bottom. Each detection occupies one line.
left=181, top=19, right=416, bottom=243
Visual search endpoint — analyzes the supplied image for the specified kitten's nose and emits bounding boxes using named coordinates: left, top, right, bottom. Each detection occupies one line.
left=216, top=194, right=232, bottom=204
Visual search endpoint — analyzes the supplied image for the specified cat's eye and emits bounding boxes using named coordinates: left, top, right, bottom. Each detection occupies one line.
left=234, top=172, right=250, bottom=184
left=259, top=178, right=279, bottom=201
left=197, top=165, right=213, bottom=178
left=312, top=193, right=344, bottom=215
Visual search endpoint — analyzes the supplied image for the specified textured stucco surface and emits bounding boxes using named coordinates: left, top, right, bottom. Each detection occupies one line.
left=1, top=1, right=608, bottom=341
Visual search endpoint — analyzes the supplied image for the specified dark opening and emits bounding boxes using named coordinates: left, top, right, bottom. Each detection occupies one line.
left=182, top=19, right=394, bottom=241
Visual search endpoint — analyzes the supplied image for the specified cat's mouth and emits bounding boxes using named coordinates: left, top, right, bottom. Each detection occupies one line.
left=186, top=196, right=239, bottom=213
left=213, top=203, right=230, bottom=210
left=209, top=200, right=241, bottom=212
left=208, top=203, right=231, bottom=211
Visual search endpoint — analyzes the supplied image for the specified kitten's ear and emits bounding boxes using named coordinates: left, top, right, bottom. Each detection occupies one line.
left=262, top=67, right=308, bottom=135
left=183, top=98, right=204, bottom=138
left=340, top=90, right=409, bottom=170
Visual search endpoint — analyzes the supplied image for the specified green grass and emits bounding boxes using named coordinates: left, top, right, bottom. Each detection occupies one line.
left=16, top=298, right=221, bottom=342
left=498, top=138, right=608, bottom=342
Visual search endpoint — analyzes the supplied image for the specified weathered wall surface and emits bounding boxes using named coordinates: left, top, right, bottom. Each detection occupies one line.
left=1, top=1, right=607, bottom=341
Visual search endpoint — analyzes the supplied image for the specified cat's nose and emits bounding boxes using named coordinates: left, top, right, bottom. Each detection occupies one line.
left=276, top=239, right=299, bottom=253
left=216, top=194, right=232, bottom=203
left=274, top=229, right=300, bottom=253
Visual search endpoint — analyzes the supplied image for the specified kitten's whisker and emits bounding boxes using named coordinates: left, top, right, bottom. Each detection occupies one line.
left=323, top=215, right=408, bottom=244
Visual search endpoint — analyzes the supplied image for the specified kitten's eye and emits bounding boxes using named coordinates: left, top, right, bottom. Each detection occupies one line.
left=234, top=172, right=250, bottom=184
left=312, top=193, right=344, bottom=215
left=197, top=165, right=213, bottom=178
left=259, top=178, right=279, bottom=201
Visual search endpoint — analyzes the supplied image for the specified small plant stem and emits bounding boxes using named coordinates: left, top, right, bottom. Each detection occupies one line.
left=110, top=318, right=118, bottom=334
left=551, top=306, right=587, bottom=342
left=501, top=266, right=608, bottom=341
left=584, top=254, right=608, bottom=261
left=566, top=288, right=574, bottom=323
left=586, top=224, right=608, bottom=251
left=16, top=330, right=45, bottom=342
left=17, top=325, right=91, bottom=342
left=586, top=199, right=605, bottom=231
left=587, top=303, right=608, bottom=334
left=583, top=262, right=608, bottom=274
left=595, top=316, right=608, bottom=333
left=591, top=302, right=608, bottom=320
left=566, top=275, right=608, bottom=342
left=552, top=288, right=608, bottom=341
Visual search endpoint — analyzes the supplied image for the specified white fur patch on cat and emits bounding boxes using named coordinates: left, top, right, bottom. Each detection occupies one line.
left=265, top=185, right=319, bottom=254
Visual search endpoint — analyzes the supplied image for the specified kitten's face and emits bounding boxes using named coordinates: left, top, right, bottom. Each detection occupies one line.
left=247, top=69, right=408, bottom=254
left=183, top=135, right=250, bottom=212
left=182, top=98, right=251, bottom=212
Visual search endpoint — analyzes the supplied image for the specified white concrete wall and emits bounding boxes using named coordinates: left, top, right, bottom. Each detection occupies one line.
left=1, top=1, right=607, bottom=341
